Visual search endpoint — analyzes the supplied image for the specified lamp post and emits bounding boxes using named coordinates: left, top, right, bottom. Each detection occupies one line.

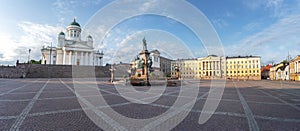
left=49, top=42, right=52, bottom=65
left=144, top=55, right=152, bottom=86
left=28, top=49, right=31, bottom=63
left=110, top=63, right=116, bottom=83
left=174, top=64, right=180, bottom=80
left=236, top=62, right=239, bottom=81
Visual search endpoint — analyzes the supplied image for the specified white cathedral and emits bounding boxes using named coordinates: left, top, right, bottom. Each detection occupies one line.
left=41, top=18, right=103, bottom=66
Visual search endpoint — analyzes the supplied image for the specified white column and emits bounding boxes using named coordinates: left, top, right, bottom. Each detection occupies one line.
left=80, top=52, right=83, bottom=65
left=294, top=62, right=296, bottom=73
left=82, top=52, right=84, bottom=65
left=89, top=53, right=93, bottom=65
left=296, top=61, right=298, bottom=73
left=85, top=52, right=88, bottom=65
left=63, top=49, right=66, bottom=65
left=69, top=51, right=72, bottom=65
left=75, top=52, right=77, bottom=65
left=297, top=61, right=300, bottom=73
left=41, top=55, right=45, bottom=64
left=297, top=61, right=299, bottom=73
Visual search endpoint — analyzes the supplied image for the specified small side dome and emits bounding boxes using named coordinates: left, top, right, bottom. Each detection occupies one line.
left=69, top=17, right=81, bottom=27
left=59, top=31, right=65, bottom=35
left=87, top=35, right=92, bottom=38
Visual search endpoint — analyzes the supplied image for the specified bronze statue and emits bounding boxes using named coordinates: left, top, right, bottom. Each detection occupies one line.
left=142, top=37, right=147, bottom=51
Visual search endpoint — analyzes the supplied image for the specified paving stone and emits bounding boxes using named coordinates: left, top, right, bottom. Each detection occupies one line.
left=0, top=101, right=29, bottom=116
left=256, top=119, right=300, bottom=131
left=0, top=79, right=299, bottom=130
left=173, top=112, right=248, bottom=130
left=29, top=98, right=82, bottom=114
left=248, top=103, right=300, bottom=119
left=20, top=111, right=101, bottom=130
left=0, top=92, right=36, bottom=100
left=0, top=119, right=15, bottom=130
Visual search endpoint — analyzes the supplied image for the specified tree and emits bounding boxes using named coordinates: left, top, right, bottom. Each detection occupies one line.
left=281, top=60, right=288, bottom=65
left=30, top=59, right=41, bottom=64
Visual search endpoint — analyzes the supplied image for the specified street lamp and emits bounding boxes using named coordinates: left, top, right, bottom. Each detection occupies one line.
left=109, top=64, right=116, bottom=83
left=174, top=64, right=180, bottom=80
left=49, top=42, right=52, bottom=65
left=144, top=56, right=152, bottom=86
left=28, top=49, right=31, bottom=63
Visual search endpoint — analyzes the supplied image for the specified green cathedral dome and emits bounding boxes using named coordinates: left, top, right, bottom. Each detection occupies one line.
left=69, top=18, right=80, bottom=27
left=59, top=31, right=65, bottom=35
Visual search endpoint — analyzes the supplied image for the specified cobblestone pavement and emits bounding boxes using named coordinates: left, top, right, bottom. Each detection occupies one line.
left=0, top=78, right=299, bottom=130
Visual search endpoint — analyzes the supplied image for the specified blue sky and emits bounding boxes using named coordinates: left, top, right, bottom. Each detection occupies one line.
left=0, top=0, right=300, bottom=65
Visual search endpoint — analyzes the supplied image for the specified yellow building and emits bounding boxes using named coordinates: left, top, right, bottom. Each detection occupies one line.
left=269, top=63, right=284, bottom=80
left=226, top=56, right=261, bottom=80
left=290, top=55, right=300, bottom=81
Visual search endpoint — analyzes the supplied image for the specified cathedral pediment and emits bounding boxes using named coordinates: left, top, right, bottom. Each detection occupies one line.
left=64, top=41, right=93, bottom=49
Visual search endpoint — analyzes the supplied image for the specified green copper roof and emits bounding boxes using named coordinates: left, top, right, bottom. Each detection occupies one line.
left=59, top=31, right=65, bottom=35
left=69, top=18, right=80, bottom=27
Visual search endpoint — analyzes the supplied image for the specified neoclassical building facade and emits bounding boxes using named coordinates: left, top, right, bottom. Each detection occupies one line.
left=171, top=55, right=226, bottom=79
left=288, top=55, right=300, bottom=81
left=171, top=55, right=261, bottom=80
left=41, top=18, right=103, bottom=66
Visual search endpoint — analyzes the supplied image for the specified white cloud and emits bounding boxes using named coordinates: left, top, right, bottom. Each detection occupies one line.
left=52, top=0, right=74, bottom=24
left=243, top=22, right=261, bottom=31
left=224, top=14, right=300, bottom=64
left=224, top=11, right=234, bottom=17
left=139, top=0, right=159, bottom=12
left=212, top=18, right=228, bottom=29
left=243, top=0, right=282, bottom=10
left=103, top=29, right=196, bottom=64
left=0, top=33, right=18, bottom=62
left=0, top=21, right=60, bottom=65
left=242, top=0, right=297, bottom=18
left=52, top=0, right=106, bottom=25
left=243, top=15, right=300, bottom=47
